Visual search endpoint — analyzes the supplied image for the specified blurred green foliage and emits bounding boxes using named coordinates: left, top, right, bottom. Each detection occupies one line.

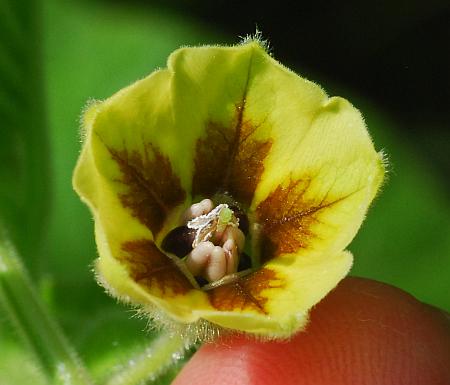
left=0, top=0, right=49, bottom=265
left=0, top=0, right=449, bottom=383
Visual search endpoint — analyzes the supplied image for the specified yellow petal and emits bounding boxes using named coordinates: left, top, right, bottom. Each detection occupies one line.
left=197, top=250, right=353, bottom=337
left=73, top=40, right=384, bottom=338
left=73, top=43, right=275, bottom=324
left=238, top=48, right=385, bottom=261
left=169, top=43, right=272, bottom=205
left=74, top=99, right=207, bottom=321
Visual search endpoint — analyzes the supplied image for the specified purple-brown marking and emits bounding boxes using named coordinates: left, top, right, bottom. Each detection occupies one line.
left=192, top=104, right=272, bottom=207
left=256, top=178, right=357, bottom=262
left=208, top=268, right=282, bottom=314
left=107, top=143, right=186, bottom=235
left=120, top=240, right=192, bottom=295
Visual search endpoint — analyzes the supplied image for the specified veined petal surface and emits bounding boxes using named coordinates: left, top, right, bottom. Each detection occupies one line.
left=73, top=41, right=384, bottom=337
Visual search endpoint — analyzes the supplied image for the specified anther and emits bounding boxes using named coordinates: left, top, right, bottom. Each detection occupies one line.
left=183, top=199, right=214, bottom=222
left=161, top=199, right=249, bottom=285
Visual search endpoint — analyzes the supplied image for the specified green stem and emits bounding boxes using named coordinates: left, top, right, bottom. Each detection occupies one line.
left=104, top=333, right=189, bottom=385
left=0, top=227, right=94, bottom=385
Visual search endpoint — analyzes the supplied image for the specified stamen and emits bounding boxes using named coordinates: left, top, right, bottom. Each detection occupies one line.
left=187, top=204, right=238, bottom=248
left=183, top=198, right=213, bottom=222
left=185, top=201, right=246, bottom=283
left=161, top=199, right=248, bottom=285
left=222, top=238, right=238, bottom=275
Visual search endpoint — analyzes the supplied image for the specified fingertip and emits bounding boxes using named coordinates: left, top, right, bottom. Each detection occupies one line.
left=173, top=277, right=450, bottom=385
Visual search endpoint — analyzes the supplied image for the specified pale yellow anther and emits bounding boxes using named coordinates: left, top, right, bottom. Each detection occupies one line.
left=183, top=201, right=246, bottom=283
left=185, top=241, right=214, bottom=276
left=183, top=198, right=213, bottom=222
left=221, top=226, right=245, bottom=252
left=222, top=238, right=238, bottom=275
left=207, top=246, right=227, bottom=282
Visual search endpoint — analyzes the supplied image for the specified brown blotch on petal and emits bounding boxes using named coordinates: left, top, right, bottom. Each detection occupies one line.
left=106, top=143, right=186, bottom=235
left=120, top=240, right=192, bottom=295
left=192, top=103, right=272, bottom=206
left=256, top=178, right=356, bottom=262
left=208, top=268, right=282, bottom=314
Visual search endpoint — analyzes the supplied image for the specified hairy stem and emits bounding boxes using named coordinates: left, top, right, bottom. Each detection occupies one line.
left=104, top=333, right=189, bottom=385
left=0, top=227, right=94, bottom=385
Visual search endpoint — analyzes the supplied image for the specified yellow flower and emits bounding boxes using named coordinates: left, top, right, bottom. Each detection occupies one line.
left=73, top=40, right=385, bottom=339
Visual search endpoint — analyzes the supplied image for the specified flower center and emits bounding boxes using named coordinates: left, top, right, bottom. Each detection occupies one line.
left=161, top=198, right=251, bottom=288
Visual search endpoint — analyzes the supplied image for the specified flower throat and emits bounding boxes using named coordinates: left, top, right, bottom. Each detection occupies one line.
left=161, top=193, right=255, bottom=290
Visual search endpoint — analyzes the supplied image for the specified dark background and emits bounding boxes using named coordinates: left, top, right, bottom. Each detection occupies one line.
left=125, top=0, right=450, bottom=180
left=1, top=1, right=449, bottom=383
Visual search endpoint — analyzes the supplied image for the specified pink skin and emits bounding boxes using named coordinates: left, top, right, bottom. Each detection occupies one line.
left=184, top=199, right=245, bottom=282
left=173, top=277, right=450, bottom=385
